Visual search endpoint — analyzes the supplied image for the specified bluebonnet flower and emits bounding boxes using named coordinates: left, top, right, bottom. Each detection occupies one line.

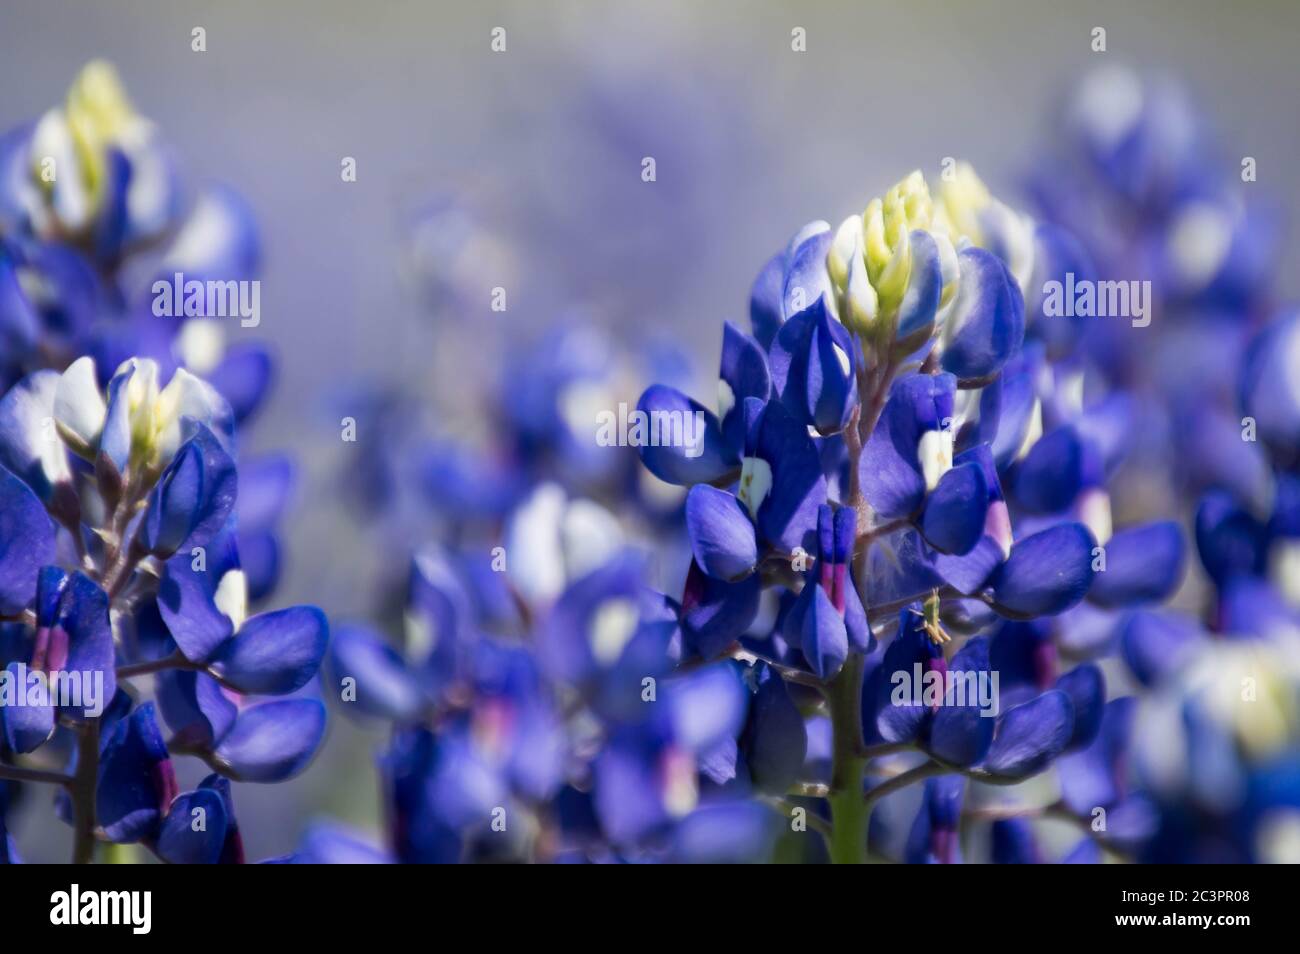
left=904, top=775, right=966, bottom=863
left=0, top=63, right=273, bottom=431
left=1031, top=66, right=1279, bottom=318
left=1059, top=302, right=1300, bottom=863
left=0, top=230, right=325, bottom=863
left=324, top=540, right=772, bottom=861
left=1026, top=65, right=1282, bottom=523
left=905, top=75, right=1298, bottom=862
left=623, top=165, right=1200, bottom=865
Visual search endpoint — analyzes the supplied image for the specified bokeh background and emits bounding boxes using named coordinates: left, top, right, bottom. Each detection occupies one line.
left=2, top=0, right=1297, bottom=860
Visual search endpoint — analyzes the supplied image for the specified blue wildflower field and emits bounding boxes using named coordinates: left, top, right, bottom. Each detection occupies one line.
left=0, top=4, right=1297, bottom=885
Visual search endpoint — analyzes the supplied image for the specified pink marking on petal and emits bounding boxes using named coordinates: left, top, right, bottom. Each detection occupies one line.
left=681, top=562, right=707, bottom=614
left=830, top=565, right=848, bottom=615
left=1032, top=637, right=1058, bottom=691
left=985, top=500, right=1013, bottom=560
left=153, top=758, right=180, bottom=814
left=45, top=627, right=70, bottom=674
left=925, top=654, right=949, bottom=713
left=932, top=827, right=956, bottom=864
left=29, top=626, right=51, bottom=673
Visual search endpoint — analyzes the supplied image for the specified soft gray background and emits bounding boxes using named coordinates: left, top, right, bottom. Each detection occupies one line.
left=2, top=0, right=1297, bottom=860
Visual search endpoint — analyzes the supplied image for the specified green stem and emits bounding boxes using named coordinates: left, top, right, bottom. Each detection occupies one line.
left=70, top=719, right=100, bottom=864
left=827, top=652, right=867, bottom=864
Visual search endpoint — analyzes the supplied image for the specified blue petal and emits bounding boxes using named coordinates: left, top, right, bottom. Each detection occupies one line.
left=592, top=617, right=676, bottom=723
left=0, top=661, right=54, bottom=752
left=207, top=342, right=274, bottom=425
left=208, top=606, right=328, bottom=695
left=688, top=735, right=733, bottom=786
left=666, top=662, right=748, bottom=754
left=1119, top=610, right=1200, bottom=686
left=980, top=689, right=1075, bottom=780
left=741, top=663, right=807, bottom=795
left=1013, top=425, right=1086, bottom=513
left=635, top=385, right=737, bottom=486
left=289, top=822, right=393, bottom=864
left=154, top=788, right=228, bottom=864
left=35, top=566, right=68, bottom=629
left=755, top=399, right=828, bottom=553
left=0, top=252, right=39, bottom=356
left=770, top=297, right=856, bottom=434
left=843, top=569, right=873, bottom=653
left=940, top=247, right=1024, bottom=381
left=538, top=551, right=644, bottom=683
left=328, top=624, right=426, bottom=721
left=920, top=461, right=988, bottom=555
left=1054, top=663, right=1105, bottom=750
left=929, top=637, right=995, bottom=766
left=782, top=226, right=834, bottom=320
left=1089, top=521, right=1185, bottom=608
left=859, top=373, right=956, bottom=520
left=988, top=523, right=1096, bottom=619
left=381, top=727, right=462, bottom=863
left=156, top=548, right=237, bottom=663
left=805, top=306, right=857, bottom=434
left=238, top=530, right=281, bottom=602
left=897, top=229, right=943, bottom=342
left=904, top=775, right=965, bottom=864
left=749, top=251, right=785, bottom=350
left=800, top=584, right=848, bottom=680
left=156, top=669, right=237, bottom=748
left=212, top=699, right=326, bottom=783
left=988, top=618, right=1054, bottom=691
left=98, top=360, right=136, bottom=478
left=929, top=449, right=1010, bottom=592
left=158, top=185, right=261, bottom=282
left=93, top=148, right=132, bottom=259
left=1217, top=576, right=1296, bottom=638
left=0, top=464, right=56, bottom=615
left=56, top=573, right=117, bottom=719
left=406, top=547, right=474, bottom=693
left=976, top=343, right=1043, bottom=468
left=768, top=311, right=813, bottom=426
left=1058, top=697, right=1136, bottom=815
left=685, top=485, right=758, bottom=581
left=991, top=818, right=1042, bottom=864
left=1062, top=837, right=1102, bottom=864
left=871, top=609, right=941, bottom=744
left=1025, top=223, right=1095, bottom=355
left=593, top=727, right=671, bottom=845
left=1195, top=490, right=1266, bottom=585
left=719, top=322, right=771, bottom=453
left=670, top=801, right=778, bottom=863
left=97, top=702, right=174, bottom=842
left=142, top=424, right=237, bottom=559
left=1240, top=309, right=1300, bottom=459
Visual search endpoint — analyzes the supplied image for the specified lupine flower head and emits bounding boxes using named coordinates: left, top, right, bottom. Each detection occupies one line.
left=0, top=63, right=322, bottom=865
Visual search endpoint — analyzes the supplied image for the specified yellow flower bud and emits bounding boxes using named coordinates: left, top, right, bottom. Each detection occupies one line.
left=862, top=170, right=932, bottom=317
left=933, top=161, right=990, bottom=246
left=64, top=61, right=140, bottom=218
